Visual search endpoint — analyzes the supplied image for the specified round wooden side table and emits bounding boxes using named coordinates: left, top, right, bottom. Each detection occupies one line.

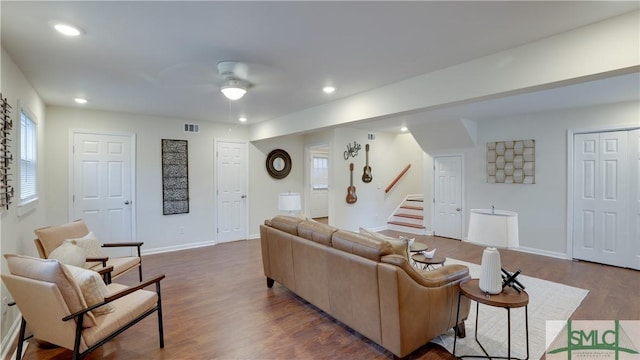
left=411, top=254, right=445, bottom=270
left=409, top=242, right=428, bottom=252
left=453, top=279, right=530, bottom=360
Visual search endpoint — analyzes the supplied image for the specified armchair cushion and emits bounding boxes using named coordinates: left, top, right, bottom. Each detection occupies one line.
left=34, top=220, right=90, bottom=258
left=65, top=232, right=107, bottom=258
left=87, top=256, right=140, bottom=278
left=81, top=283, right=159, bottom=348
left=64, top=264, right=115, bottom=316
left=48, top=242, right=86, bottom=268
left=5, top=254, right=97, bottom=327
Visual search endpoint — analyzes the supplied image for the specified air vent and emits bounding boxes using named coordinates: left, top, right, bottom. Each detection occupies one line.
left=184, top=123, right=199, bottom=133
left=367, top=133, right=376, bottom=141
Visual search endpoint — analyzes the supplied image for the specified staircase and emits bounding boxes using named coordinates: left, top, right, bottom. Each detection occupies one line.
left=387, top=194, right=427, bottom=235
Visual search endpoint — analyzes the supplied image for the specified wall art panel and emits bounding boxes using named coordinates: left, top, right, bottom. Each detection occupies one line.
left=487, top=139, right=535, bottom=184
left=162, top=139, right=189, bottom=214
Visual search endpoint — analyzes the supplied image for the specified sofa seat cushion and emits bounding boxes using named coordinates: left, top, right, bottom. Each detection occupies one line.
left=297, top=220, right=338, bottom=246
left=331, top=230, right=393, bottom=261
left=267, top=216, right=303, bottom=236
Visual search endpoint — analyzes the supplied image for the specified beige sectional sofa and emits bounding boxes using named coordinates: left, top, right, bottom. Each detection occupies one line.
left=260, top=215, right=471, bottom=358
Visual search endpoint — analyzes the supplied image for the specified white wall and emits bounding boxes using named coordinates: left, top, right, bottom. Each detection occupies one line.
left=329, top=128, right=423, bottom=231
left=249, top=136, right=305, bottom=237
left=0, top=48, right=47, bottom=352
left=427, top=101, right=639, bottom=257
left=44, top=106, right=254, bottom=252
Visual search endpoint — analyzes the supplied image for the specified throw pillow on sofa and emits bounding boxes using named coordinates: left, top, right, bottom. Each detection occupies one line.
left=359, top=227, right=409, bottom=260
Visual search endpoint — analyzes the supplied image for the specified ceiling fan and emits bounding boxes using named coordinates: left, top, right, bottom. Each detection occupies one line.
left=217, top=61, right=252, bottom=100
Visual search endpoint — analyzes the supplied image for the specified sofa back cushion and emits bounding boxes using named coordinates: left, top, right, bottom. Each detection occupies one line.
left=297, top=220, right=338, bottom=246
left=267, top=216, right=303, bottom=236
left=331, top=230, right=393, bottom=262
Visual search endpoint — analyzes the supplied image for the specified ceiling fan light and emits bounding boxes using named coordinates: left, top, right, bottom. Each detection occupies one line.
left=221, top=80, right=247, bottom=100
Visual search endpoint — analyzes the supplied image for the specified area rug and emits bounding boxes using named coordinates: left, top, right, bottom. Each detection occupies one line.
left=430, top=258, right=589, bottom=360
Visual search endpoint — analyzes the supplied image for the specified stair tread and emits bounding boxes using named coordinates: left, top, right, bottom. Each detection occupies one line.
left=394, top=213, right=423, bottom=220
left=400, top=205, right=423, bottom=211
left=406, top=199, right=424, bottom=202
left=387, top=221, right=425, bottom=229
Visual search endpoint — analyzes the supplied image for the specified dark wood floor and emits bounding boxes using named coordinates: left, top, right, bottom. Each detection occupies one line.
left=19, top=231, right=639, bottom=359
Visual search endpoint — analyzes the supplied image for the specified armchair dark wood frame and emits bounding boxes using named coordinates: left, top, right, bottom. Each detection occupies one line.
left=101, top=241, right=144, bottom=282
left=34, top=239, right=144, bottom=284
left=14, top=274, right=166, bottom=360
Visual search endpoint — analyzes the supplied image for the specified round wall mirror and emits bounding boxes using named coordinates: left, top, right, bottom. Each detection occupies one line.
left=266, top=149, right=292, bottom=179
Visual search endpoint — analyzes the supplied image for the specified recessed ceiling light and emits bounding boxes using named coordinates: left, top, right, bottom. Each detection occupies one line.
left=400, top=126, right=408, bottom=132
left=74, top=98, right=88, bottom=104
left=238, top=117, right=247, bottom=123
left=53, top=23, right=83, bottom=36
left=323, top=86, right=336, bottom=94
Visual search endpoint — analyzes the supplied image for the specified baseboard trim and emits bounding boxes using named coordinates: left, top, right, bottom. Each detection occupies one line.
left=513, top=245, right=569, bottom=260
left=141, top=240, right=216, bottom=256
left=1, top=315, right=23, bottom=360
left=462, top=238, right=569, bottom=260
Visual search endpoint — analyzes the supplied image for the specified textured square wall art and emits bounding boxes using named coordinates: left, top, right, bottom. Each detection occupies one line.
left=487, top=139, right=535, bottom=184
left=162, top=139, right=189, bottom=215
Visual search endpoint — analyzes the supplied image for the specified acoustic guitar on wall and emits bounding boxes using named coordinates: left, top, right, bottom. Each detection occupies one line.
left=362, top=144, right=372, bottom=183
left=346, top=162, right=357, bottom=204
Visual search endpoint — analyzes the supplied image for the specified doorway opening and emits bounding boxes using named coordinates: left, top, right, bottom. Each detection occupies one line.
left=307, top=144, right=330, bottom=223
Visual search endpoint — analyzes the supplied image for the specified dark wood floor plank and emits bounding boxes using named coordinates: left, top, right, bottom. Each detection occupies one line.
left=20, top=233, right=639, bottom=359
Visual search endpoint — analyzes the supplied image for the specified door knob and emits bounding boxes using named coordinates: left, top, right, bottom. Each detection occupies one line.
left=241, top=195, right=247, bottom=199
left=456, top=208, right=461, bottom=211
left=124, top=201, right=130, bottom=205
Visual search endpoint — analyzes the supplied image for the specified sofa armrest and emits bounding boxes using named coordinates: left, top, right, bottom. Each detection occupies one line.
left=381, top=254, right=469, bottom=287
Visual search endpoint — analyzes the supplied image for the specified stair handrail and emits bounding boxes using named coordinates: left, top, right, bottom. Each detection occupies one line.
left=385, top=164, right=411, bottom=194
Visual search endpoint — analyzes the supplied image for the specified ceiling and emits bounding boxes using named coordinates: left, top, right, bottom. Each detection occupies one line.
left=2, top=1, right=638, bottom=133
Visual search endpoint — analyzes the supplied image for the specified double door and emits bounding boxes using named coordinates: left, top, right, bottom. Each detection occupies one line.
left=572, top=129, right=639, bottom=269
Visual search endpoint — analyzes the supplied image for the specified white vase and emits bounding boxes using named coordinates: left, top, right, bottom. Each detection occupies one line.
left=479, top=247, right=502, bottom=294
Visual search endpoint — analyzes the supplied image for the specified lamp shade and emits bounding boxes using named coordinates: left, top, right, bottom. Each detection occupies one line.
left=278, top=192, right=301, bottom=215
left=467, top=209, right=519, bottom=248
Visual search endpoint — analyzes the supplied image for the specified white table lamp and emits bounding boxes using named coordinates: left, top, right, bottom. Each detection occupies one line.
left=278, top=192, right=301, bottom=216
left=467, top=209, right=519, bottom=249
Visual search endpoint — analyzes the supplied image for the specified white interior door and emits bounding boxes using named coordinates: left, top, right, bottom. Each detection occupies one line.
left=573, top=130, right=634, bottom=268
left=433, top=155, right=463, bottom=239
left=216, top=140, right=248, bottom=243
left=72, top=131, right=134, bottom=253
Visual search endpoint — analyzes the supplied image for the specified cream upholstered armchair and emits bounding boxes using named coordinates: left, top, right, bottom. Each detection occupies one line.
left=34, top=219, right=143, bottom=282
left=1, top=254, right=164, bottom=360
